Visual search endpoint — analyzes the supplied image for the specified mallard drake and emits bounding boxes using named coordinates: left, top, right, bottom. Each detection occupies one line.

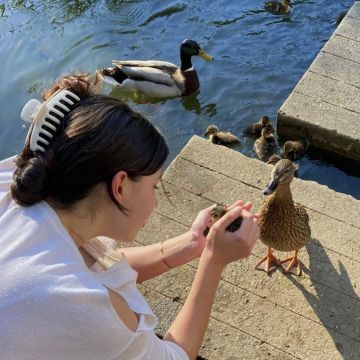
left=256, top=159, right=311, bottom=275
left=203, top=204, right=243, bottom=236
left=204, top=125, right=241, bottom=148
left=280, top=138, right=310, bottom=161
left=264, top=0, right=291, bottom=14
left=243, top=116, right=274, bottom=139
left=97, top=39, right=213, bottom=98
left=254, top=127, right=276, bottom=161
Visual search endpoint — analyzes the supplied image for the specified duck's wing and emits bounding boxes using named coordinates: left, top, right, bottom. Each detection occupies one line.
left=254, top=139, right=263, bottom=158
left=219, top=132, right=241, bottom=145
left=112, top=60, right=178, bottom=73
left=112, top=64, right=176, bottom=87
left=120, top=78, right=182, bottom=98
left=295, top=204, right=310, bottom=223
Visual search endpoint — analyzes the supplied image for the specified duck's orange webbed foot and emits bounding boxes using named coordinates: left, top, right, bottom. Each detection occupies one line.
left=280, top=250, right=301, bottom=276
left=255, top=247, right=280, bottom=275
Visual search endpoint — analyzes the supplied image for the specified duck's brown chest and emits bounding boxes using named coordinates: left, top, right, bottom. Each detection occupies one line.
left=259, top=198, right=310, bottom=252
left=181, top=69, right=200, bottom=95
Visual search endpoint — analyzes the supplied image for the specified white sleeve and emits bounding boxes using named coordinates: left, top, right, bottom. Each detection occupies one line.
left=114, top=329, right=189, bottom=360
left=161, top=340, right=190, bottom=360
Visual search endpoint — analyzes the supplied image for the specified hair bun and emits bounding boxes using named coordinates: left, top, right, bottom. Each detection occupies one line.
left=11, top=157, right=49, bottom=206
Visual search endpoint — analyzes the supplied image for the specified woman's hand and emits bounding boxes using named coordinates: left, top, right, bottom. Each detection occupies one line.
left=203, top=203, right=260, bottom=267
left=189, top=200, right=255, bottom=258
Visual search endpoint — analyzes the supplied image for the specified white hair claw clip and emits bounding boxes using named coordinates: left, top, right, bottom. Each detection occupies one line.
left=21, top=89, right=80, bottom=152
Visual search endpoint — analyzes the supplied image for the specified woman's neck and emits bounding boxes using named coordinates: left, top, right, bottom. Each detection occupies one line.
left=51, top=202, right=98, bottom=248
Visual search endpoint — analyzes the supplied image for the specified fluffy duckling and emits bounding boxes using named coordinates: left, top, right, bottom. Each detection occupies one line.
left=97, top=39, right=213, bottom=98
left=204, top=125, right=241, bottom=148
left=203, top=204, right=243, bottom=236
left=267, top=154, right=281, bottom=166
left=280, top=138, right=310, bottom=161
left=264, top=0, right=291, bottom=14
left=243, top=116, right=274, bottom=139
left=256, top=159, right=311, bottom=275
left=254, top=127, right=276, bottom=161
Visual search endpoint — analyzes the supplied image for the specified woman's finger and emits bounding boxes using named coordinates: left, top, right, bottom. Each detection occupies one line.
left=226, top=200, right=252, bottom=212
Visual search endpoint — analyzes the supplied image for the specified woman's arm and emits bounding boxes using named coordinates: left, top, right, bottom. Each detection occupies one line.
left=85, top=202, right=258, bottom=359
left=120, top=230, right=201, bottom=283
left=83, top=202, right=254, bottom=283
left=117, top=201, right=254, bottom=282
left=164, top=205, right=260, bottom=360
left=81, top=225, right=203, bottom=282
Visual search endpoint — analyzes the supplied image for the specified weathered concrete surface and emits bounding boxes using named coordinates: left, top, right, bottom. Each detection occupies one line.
left=277, top=2, right=360, bottom=161
left=137, top=136, right=360, bottom=360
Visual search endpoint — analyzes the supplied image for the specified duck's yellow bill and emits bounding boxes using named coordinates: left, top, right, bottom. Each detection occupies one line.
left=198, top=49, right=214, bottom=62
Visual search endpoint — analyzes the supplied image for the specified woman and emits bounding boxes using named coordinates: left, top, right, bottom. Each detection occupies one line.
left=0, top=72, right=259, bottom=359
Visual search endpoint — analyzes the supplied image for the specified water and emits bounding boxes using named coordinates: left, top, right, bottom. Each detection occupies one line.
left=1, top=0, right=359, bottom=199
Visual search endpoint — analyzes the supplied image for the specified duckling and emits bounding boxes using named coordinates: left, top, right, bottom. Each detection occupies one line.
left=254, top=127, right=276, bottom=161
left=267, top=154, right=300, bottom=178
left=97, top=39, right=213, bottom=98
left=243, top=116, right=274, bottom=139
left=204, top=125, right=241, bottom=148
left=264, top=0, right=291, bottom=14
left=203, top=204, right=243, bottom=236
left=256, top=159, right=311, bottom=275
left=280, top=138, right=310, bottom=161
left=267, top=154, right=281, bottom=166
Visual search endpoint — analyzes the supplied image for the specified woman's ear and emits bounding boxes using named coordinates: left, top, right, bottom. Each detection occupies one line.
left=111, top=171, right=128, bottom=204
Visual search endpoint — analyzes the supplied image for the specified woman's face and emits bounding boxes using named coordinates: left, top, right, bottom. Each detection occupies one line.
left=121, top=170, right=162, bottom=241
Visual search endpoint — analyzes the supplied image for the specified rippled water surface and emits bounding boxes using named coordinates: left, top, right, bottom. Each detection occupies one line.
left=1, top=0, right=359, bottom=199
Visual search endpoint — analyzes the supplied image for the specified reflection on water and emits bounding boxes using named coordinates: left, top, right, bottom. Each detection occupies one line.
left=0, top=0, right=359, bottom=199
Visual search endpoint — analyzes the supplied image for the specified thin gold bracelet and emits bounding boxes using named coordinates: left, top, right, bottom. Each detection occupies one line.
left=160, top=241, right=173, bottom=269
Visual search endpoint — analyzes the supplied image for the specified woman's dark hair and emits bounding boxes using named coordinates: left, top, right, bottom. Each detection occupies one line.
left=11, top=72, right=169, bottom=212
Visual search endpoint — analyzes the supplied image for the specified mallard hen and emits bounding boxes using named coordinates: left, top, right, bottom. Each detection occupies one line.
left=243, top=116, right=274, bottom=139
left=204, top=125, right=241, bottom=148
left=254, top=127, right=276, bottom=161
left=264, top=0, right=291, bottom=14
left=256, top=159, right=311, bottom=275
left=97, top=39, right=213, bottom=98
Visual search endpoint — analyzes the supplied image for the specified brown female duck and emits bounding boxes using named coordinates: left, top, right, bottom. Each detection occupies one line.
left=204, top=125, right=241, bottom=148
left=256, top=159, right=311, bottom=275
left=97, top=39, right=213, bottom=98
left=243, top=115, right=274, bottom=139
left=254, top=127, right=276, bottom=161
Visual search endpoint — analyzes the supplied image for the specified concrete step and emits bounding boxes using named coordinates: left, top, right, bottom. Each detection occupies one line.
left=277, top=2, right=360, bottom=162
left=137, top=136, right=360, bottom=359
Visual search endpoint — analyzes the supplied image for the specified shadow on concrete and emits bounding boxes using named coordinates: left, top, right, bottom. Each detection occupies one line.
left=287, top=239, right=359, bottom=359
